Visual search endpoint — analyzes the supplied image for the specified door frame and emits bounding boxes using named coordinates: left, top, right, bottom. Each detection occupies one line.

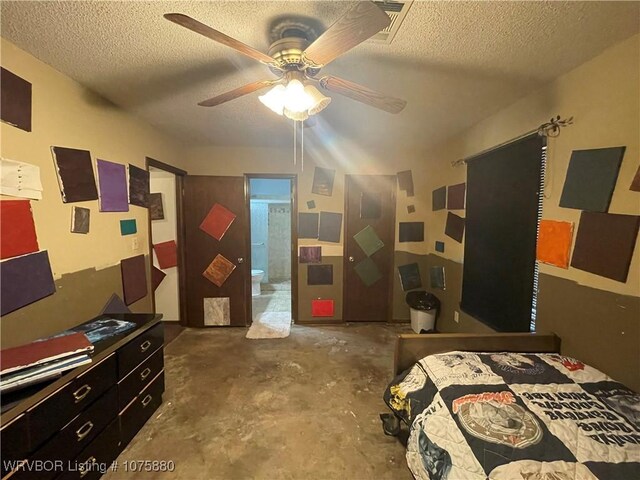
left=244, top=173, right=298, bottom=324
left=146, top=157, right=188, bottom=326
left=342, top=174, right=397, bottom=322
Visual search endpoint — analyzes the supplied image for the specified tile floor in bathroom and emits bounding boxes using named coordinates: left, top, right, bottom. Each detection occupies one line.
left=252, top=279, right=292, bottom=319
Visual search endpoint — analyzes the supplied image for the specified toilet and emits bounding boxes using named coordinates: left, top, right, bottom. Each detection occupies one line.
left=251, top=269, right=264, bottom=296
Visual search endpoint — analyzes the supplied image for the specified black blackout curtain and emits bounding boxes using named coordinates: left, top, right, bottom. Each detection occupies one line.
left=461, top=133, right=545, bottom=332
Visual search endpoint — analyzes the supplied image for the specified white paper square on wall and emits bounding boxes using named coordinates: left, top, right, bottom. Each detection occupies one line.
left=203, top=297, right=230, bottom=326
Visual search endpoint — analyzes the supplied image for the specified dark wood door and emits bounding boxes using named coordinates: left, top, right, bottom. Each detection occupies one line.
left=343, top=175, right=396, bottom=322
left=183, top=176, right=249, bottom=327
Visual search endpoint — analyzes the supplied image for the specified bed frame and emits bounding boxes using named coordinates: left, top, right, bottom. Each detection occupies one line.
left=393, top=332, right=561, bottom=375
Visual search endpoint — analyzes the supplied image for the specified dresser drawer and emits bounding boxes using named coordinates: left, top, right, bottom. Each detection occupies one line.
left=28, top=354, right=117, bottom=450
left=9, top=387, right=118, bottom=480
left=57, top=419, right=120, bottom=480
left=0, top=414, right=29, bottom=477
left=118, top=347, right=163, bottom=411
left=120, top=371, right=164, bottom=448
left=118, top=324, right=164, bottom=379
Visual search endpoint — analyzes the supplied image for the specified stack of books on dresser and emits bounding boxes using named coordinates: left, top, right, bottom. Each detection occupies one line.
left=0, top=332, right=93, bottom=393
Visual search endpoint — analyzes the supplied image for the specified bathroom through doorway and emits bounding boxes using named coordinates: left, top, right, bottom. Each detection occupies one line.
left=246, top=175, right=297, bottom=325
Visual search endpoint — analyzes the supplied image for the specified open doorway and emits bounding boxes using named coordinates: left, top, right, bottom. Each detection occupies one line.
left=147, top=158, right=187, bottom=342
left=246, top=175, right=297, bottom=330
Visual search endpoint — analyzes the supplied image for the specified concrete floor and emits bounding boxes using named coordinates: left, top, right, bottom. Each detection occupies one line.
left=105, top=324, right=413, bottom=479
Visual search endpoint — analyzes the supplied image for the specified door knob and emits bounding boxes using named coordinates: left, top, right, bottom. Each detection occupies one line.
left=348, top=256, right=355, bottom=262
left=237, top=257, right=244, bottom=264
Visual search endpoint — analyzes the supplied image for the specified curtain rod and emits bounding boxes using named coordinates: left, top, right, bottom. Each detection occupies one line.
left=451, top=115, right=574, bottom=167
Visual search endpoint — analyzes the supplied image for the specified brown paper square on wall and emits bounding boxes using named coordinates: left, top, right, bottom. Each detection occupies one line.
left=121, top=254, right=148, bottom=305
left=399, top=222, right=424, bottom=242
left=432, top=187, right=446, bottom=211
left=1, top=67, right=32, bottom=132
left=570, top=211, right=639, bottom=282
left=445, top=212, right=465, bottom=243
left=151, top=266, right=166, bottom=291
left=203, top=254, right=236, bottom=287
left=307, top=264, right=333, bottom=285
left=630, top=165, right=640, bottom=192
left=311, top=167, right=335, bottom=196
left=128, top=165, right=150, bottom=208
left=299, top=246, right=322, bottom=263
left=51, top=147, right=99, bottom=203
left=149, top=193, right=164, bottom=220
left=447, top=183, right=466, bottom=210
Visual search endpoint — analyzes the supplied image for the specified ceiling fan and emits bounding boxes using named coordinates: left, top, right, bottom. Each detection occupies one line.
left=164, top=1, right=407, bottom=121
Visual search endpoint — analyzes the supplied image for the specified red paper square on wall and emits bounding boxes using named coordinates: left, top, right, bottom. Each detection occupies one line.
left=199, top=203, right=236, bottom=241
left=153, top=240, right=177, bottom=269
left=312, top=299, right=334, bottom=317
left=0, top=200, right=39, bottom=260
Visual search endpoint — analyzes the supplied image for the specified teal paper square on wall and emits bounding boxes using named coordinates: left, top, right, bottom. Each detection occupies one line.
left=120, top=219, right=137, bottom=236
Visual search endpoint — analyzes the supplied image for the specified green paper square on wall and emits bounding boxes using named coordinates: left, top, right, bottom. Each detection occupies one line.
left=120, top=219, right=137, bottom=236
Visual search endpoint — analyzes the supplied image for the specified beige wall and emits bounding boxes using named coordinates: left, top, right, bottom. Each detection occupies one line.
left=417, top=34, right=640, bottom=388
left=424, top=34, right=640, bottom=297
left=1, top=38, right=185, bottom=345
left=150, top=168, right=181, bottom=322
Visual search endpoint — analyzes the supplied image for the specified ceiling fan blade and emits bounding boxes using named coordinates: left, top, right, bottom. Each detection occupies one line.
left=164, top=13, right=277, bottom=66
left=318, top=75, right=406, bottom=114
left=198, top=80, right=277, bottom=107
left=303, top=1, right=390, bottom=67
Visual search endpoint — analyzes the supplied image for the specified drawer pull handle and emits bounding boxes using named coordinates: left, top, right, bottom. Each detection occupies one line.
left=76, top=421, right=94, bottom=441
left=140, top=340, right=152, bottom=352
left=79, top=456, right=97, bottom=478
left=73, top=384, right=92, bottom=403
left=140, top=367, right=152, bottom=381
left=141, top=394, right=153, bottom=407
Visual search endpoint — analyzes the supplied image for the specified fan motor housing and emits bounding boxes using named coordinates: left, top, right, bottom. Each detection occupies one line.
left=268, top=19, right=321, bottom=75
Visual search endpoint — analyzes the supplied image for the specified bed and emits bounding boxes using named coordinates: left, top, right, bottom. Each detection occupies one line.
left=382, top=333, right=640, bottom=479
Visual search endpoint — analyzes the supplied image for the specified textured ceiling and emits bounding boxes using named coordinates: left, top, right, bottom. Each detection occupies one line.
left=1, top=1, right=638, bottom=151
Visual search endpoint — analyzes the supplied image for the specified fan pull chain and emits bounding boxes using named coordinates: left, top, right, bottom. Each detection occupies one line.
left=293, top=119, right=297, bottom=166
left=301, top=121, right=304, bottom=173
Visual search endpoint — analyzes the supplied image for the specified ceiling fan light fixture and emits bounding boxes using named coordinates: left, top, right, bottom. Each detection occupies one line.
left=305, top=85, right=331, bottom=115
left=258, top=84, right=287, bottom=115
left=282, top=79, right=314, bottom=113
left=283, top=108, right=309, bottom=122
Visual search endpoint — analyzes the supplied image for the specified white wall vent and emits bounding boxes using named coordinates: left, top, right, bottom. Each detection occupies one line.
left=370, top=1, right=414, bottom=44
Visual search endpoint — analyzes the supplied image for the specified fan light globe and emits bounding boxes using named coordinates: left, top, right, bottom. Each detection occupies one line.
left=305, top=85, right=331, bottom=115
left=283, top=108, right=309, bottom=121
left=258, top=84, right=286, bottom=115
left=283, top=79, right=313, bottom=113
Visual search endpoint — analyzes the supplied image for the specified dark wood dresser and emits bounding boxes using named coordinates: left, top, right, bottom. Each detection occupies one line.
left=1, top=314, right=165, bottom=479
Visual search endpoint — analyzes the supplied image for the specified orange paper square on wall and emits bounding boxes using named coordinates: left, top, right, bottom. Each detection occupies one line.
left=537, top=220, right=574, bottom=269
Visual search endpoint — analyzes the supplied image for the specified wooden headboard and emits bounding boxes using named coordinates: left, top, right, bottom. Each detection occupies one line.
left=394, top=332, right=561, bottom=375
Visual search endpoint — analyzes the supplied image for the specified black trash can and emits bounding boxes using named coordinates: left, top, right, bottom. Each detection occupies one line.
left=406, top=291, right=440, bottom=333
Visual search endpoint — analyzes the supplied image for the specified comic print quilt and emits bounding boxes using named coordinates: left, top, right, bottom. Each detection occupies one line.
left=383, top=351, right=640, bottom=479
